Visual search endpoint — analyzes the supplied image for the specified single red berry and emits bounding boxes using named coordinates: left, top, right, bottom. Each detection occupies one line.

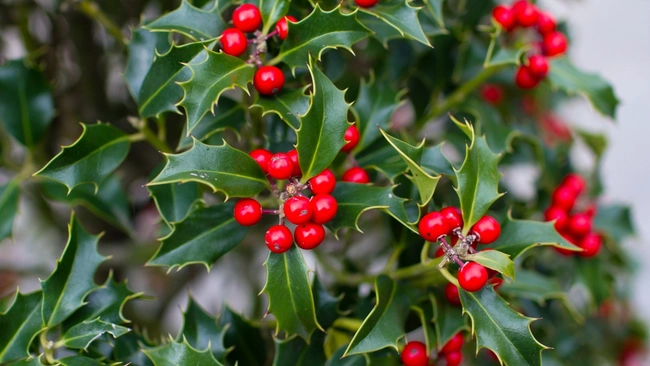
left=294, top=223, right=326, bottom=250
left=249, top=148, right=272, bottom=174
left=536, top=11, right=556, bottom=35
left=309, top=169, right=336, bottom=195
left=444, top=351, right=463, bottom=366
left=265, top=225, right=293, bottom=253
left=492, top=5, right=516, bottom=31
left=490, top=277, right=504, bottom=291
left=342, top=167, right=370, bottom=183
left=254, top=66, right=285, bottom=96
left=471, top=216, right=501, bottom=244
left=578, top=233, right=602, bottom=258
left=441, top=333, right=464, bottom=354
left=220, top=28, right=247, bottom=57
left=568, top=213, right=592, bottom=236
left=400, top=341, right=428, bottom=366
left=480, top=84, right=504, bottom=105
left=286, top=149, right=301, bottom=177
left=435, top=246, right=445, bottom=258
left=233, top=198, right=262, bottom=226
left=310, top=194, right=338, bottom=224
left=267, top=152, right=294, bottom=180
left=543, top=31, right=568, bottom=57
left=551, top=186, right=577, bottom=211
left=283, top=196, right=313, bottom=225
left=562, top=173, right=586, bottom=195
left=458, top=262, right=488, bottom=292
left=341, top=125, right=360, bottom=153
left=354, top=0, right=378, bottom=8
left=418, top=212, right=450, bottom=241
left=528, top=55, right=549, bottom=77
left=513, top=0, right=538, bottom=28
left=515, top=65, right=541, bottom=89
left=275, top=15, right=297, bottom=41
left=440, top=206, right=463, bottom=233
left=232, top=4, right=262, bottom=33
left=445, top=283, right=461, bottom=306
left=545, top=206, right=569, bottom=231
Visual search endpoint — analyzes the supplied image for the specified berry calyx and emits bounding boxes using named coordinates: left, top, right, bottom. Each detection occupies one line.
left=471, top=216, right=501, bottom=244
left=528, top=55, right=549, bottom=77
left=354, top=0, right=378, bottom=8
left=578, top=233, right=602, bottom=258
left=254, top=66, right=285, bottom=96
left=562, top=173, right=586, bottom=195
left=400, top=341, right=428, bottom=366
left=283, top=196, right=313, bottom=225
left=445, top=283, right=461, bottom=306
left=341, top=124, right=360, bottom=152
left=275, top=15, right=297, bottom=41
left=265, top=225, right=293, bottom=253
left=220, top=28, right=247, bottom=57
left=513, top=0, right=538, bottom=28
left=515, top=65, right=541, bottom=89
left=232, top=4, right=262, bottom=33
left=267, top=152, right=294, bottom=180
left=492, top=5, right=516, bottom=31
left=286, top=149, right=301, bottom=177
left=458, top=262, right=488, bottom=292
left=551, top=185, right=577, bottom=211
left=444, top=351, right=462, bottom=366
left=294, top=223, right=326, bottom=249
left=543, top=31, right=568, bottom=57
left=342, top=167, right=370, bottom=183
left=536, top=11, right=556, bottom=35
left=309, top=169, right=336, bottom=195
left=545, top=206, right=569, bottom=231
left=568, top=213, right=592, bottom=236
left=441, top=333, right=464, bottom=354
left=480, top=84, right=503, bottom=105
left=310, top=194, right=338, bottom=224
left=440, top=206, right=463, bottom=233
left=418, top=212, right=450, bottom=241
left=233, top=198, right=262, bottom=226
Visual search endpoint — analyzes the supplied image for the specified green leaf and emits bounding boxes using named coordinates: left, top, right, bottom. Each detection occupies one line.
left=272, top=332, right=326, bottom=366
left=0, top=291, right=43, bottom=363
left=178, top=98, right=247, bottom=150
left=356, top=141, right=410, bottom=180
left=252, top=88, right=310, bottom=129
left=148, top=139, right=269, bottom=198
left=143, top=339, right=223, bottom=366
left=0, top=179, right=20, bottom=241
left=124, top=27, right=171, bottom=102
left=218, top=307, right=266, bottom=366
left=0, top=59, right=54, bottom=147
left=41, top=214, right=107, bottom=327
left=576, top=129, right=607, bottom=160
left=296, top=60, right=352, bottom=181
left=58, top=318, right=130, bottom=350
left=594, top=204, right=635, bottom=240
left=7, top=355, right=46, bottom=365
left=412, top=303, right=436, bottom=352
left=358, top=0, right=431, bottom=46
left=252, top=0, right=290, bottom=34
left=313, top=276, right=341, bottom=329
left=343, top=275, right=409, bottom=356
left=484, top=43, right=525, bottom=69
left=34, top=123, right=130, bottom=193
left=148, top=179, right=201, bottom=226
left=146, top=0, right=226, bottom=40
left=421, top=143, right=454, bottom=177
left=462, top=98, right=516, bottom=154
left=465, top=250, right=514, bottom=280
left=353, top=78, right=403, bottom=152
left=488, top=216, right=581, bottom=259
left=113, top=332, right=155, bottom=366
left=57, top=355, right=104, bottom=366
left=432, top=294, right=468, bottom=351
left=271, top=6, right=370, bottom=72
left=179, top=297, right=228, bottom=361
left=459, top=286, right=548, bottom=366
left=179, top=50, right=255, bottom=135
left=326, top=345, right=368, bottom=366
left=548, top=57, right=619, bottom=118
left=148, top=202, right=248, bottom=271
left=419, top=0, right=447, bottom=36
left=262, top=246, right=322, bottom=341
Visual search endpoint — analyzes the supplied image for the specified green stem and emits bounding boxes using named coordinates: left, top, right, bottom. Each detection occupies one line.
left=333, top=317, right=364, bottom=333
left=391, top=258, right=443, bottom=280
left=77, top=0, right=125, bottom=45
left=134, top=120, right=173, bottom=153
left=40, top=330, right=55, bottom=364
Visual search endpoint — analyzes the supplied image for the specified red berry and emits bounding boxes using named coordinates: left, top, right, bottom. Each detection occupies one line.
left=440, top=206, right=463, bottom=233
left=441, top=333, right=464, bottom=354
left=492, top=5, right=516, bottom=31
left=444, top=351, right=462, bottom=366
left=354, top=0, right=378, bottom=8
left=309, top=169, right=336, bottom=194
left=283, top=196, right=313, bottom=225
left=233, top=198, right=262, bottom=226
left=578, top=233, right=601, bottom=258
left=294, top=223, right=325, bottom=250
left=310, top=194, right=338, bottom=224
left=265, top=225, right=293, bottom=253
left=515, top=65, right=541, bottom=89
left=267, top=152, right=294, bottom=180
left=435, top=246, right=445, bottom=258
left=401, top=341, right=428, bottom=366
left=528, top=55, right=549, bottom=77
left=249, top=148, right=272, bottom=174
left=254, top=66, right=285, bottom=96
left=341, top=125, right=360, bottom=153
left=286, top=149, right=301, bottom=177
left=418, top=212, right=450, bottom=241
left=551, top=186, right=577, bottom=211
left=562, top=173, right=586, bottom=195
left=480, top=84, right=503, bottom=105
left=543, top=31, right=568, bottom=57
left=220, top=28, right=247, bottom=57
left=445, top=283, right=461, bottom=306
left=536, top=11, right=556, bottom=35
left=490, top=277, right=504, bottom=291
left=342, top=167, right=370, bottom=183
left=275, top=15, right=297, bottom=41
left=568, top=213, right=592, bottom=236
left=545, top=206, right=569, bottom=231
left=513, top=0, right=538, bottom=28
left=232, top=4, right=262, bottom=33
left=585, top=203, right=597, bottom=218
left=471, top=216, right=501, bottom=244
left=458, top=262, right=488, bottom=292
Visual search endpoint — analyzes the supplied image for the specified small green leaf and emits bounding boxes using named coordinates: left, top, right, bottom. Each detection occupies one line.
left=594, top=204, right=635, bottom=240
left=146, top=0, right=226, bottom=40
left=272, top=332, right=326, bottom=366
left=465, top=250, right=514, bottom=280
left=178, top=97, right=247, bottom=150
left=58, top=318, right=130, bottom=350
left=34, top=123, right=130, bottom=193
left=326, top=345, right=368, bottom=366
left=124, top=27, right=171, bottom=102
left=252, top=88, right=310, bottom=129
left=462, top=98, right=516, bottom=154
left=576, top=129, right=607, bottom=160
left=0, top=291, right=43, bottom=363
left=419, top=0, right=447, bottom=36
left=148, top=202, right=248, bottom=271
left=180, top=297, right=228, bottom=361
left=262, top=246, right=322, bottom=341
left=0, top=179, right=20, bottom=241
left=41, top=214, right=107, bottom=327
left=148, top=139, right=269, bottom=198
left=252, top=0, right=290, bottom=34
left=358, top=0, right=431, bottom=46
left=57, top=356, right=104, bottom=366
left=148, top=178, right=201, bottom=226
left=411, top=303, right=436, bottom=352
left=432, top=294, right=468, bottom=351
left=113, top=332, right=155, bottom=366
left=7, top=355, right=46, bottom=365
left=353, top=78, right=403, bottom=152
left=0, top=59, right=55, bottom=147
left=313, top=276, right=341, bottom=329
left=218, top=307, right=266, bottom=366
left=143, top=338, right=223, bottom=366
left=484, top=43, right=525, bottom=69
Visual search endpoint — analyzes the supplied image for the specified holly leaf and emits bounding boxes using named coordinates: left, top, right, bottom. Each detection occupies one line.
left=548, top=57, right=619, bottom=118
left=57, top=318, right=130, bottom=350
left=262, top=246, right=322, bottom=341
left=146, top=0, right=226, bottom=40
left=459, top=286, right=549, bottom=366
left=0, top=291, right=43, bottom=363
left=353, top=78, right=403, bottom=152
left=148, top=201, right=248, bottom=271
left=462, top=98, right=516, bottom=154
left=252, top=88, right=310, bottom=129
left=113, top=332, right=155, bottom=366
left=272, top=332, right=326, bottom=366
left=488, top=216, right=581, bottom=259
left=124, top=27, right=171, bottom=103
left=57, top=356, right=104, bottom=366
left=327, top=345, right=369, bottom=366
left=178, top=98, right=247, bottom=150
left=412, top=302, right=436, bottom=352
left=0, top=179, right=20, bottom=241
left=421, top=143, right=454, bottom=177
left=419, top=0, right=447, bottom=36
left=357, top=0, right=431, bottom=46
left=41, top=214, right=107, bottom=327
left=148, top=139, right=269, bottom=198
left=313, top=276, right=341, bottom=329
left=252, top=0, right=290, bottom=34
left=34, top=123, right=130, bottom=193
left=343, top=275, right=409, bottom=356
left=7, top=355, right=46, bottom=365
left=594, top=204, right=635, bottom=240
left=356, top=140, right=410, bottom=180
left=465, top=250, right=514, bottom=280
left=143, top=338, right=223, bottom=366
left=148, top=180, right=201, bottom=227
left=180, top=297, right=228, bottom=361
left=218, top=306, right=266, bottom=366
left=432, top=294, right=468, bottom=351
left=271, top=6, right=370, bottom=72
left=0, top=59, right=55, bottom=147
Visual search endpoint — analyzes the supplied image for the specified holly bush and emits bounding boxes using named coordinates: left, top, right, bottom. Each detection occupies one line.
left=0, top=0, right=644, bottom=365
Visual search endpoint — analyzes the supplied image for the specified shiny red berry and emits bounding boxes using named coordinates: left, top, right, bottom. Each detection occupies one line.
left=341, top=125, right=360, bottom=152
left=492, top=5, right=516, bottom=31
left=515, top=65, right=541, bottom=89
left=418, top=212, right=450, bottom=241
left=249, top=148, right=272, bottom=174
left=294, top=223, right=325, bottom=249
left=471, top=216, right=501, bottom=244
left=480, top=84, right=503, bottom=105
left=401, top=341, right=428, bottom=366
left=543, top=31, right=568, bottom=57
left=220, top=28, right=247, bottom=57
left=528, top=55, right=549, bottom=77
left=562, top=173, right=586, bottom=195
left=265, top=225, right=293, bottom=253
left=513, top=0, right=538, bottom=28
left=309, top=169, right=336, bottom=194
left=267, top=152, right=294, bottom=180
left=441, top=333, right=464, bottom=354
left=444, top=351, right=462, bottom=366
left=440, top=206, right=463, bottom=233
left=354, top=0, right=378, bottom=8
left=232, top=4, right=262, bottom=33
left=458, top=262, right=488, bottom=292
left=545, top=206, right=569, bottom=231
left=342, top=167, right=370, bottom=183
left=551, top=186, right=577, bottom=211
left=283, top=196, right=313, bottom=225
left=578, top=233, right=601, bottom=258
left=568, top=213, right=592, bottom=236
left=536, top=11, right=556, bottom=35
left=275, top=15, right=297, bottom=41
left=310, top=194, right=338, bottom=224
left=286, top=149, right=301, bottom=177
left=445, top=283, right=461, bottom=306
left=254, top=66, right=285, bottom=96
left=233, top=198, right=262, bottom=226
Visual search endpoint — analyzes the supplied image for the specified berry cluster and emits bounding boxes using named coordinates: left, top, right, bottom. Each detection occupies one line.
left=544, top=174, right=602, bottom=257
left=492, top=0, right=568, bottom=89
left=400, top=333, right=465, bottom=366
